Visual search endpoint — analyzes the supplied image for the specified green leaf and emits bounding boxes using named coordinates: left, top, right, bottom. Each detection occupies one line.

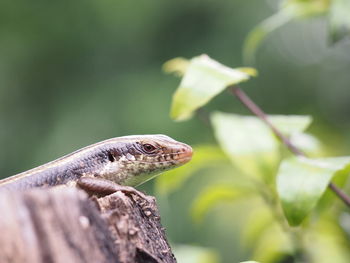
left=269, top=115, right=312, bottom=136
left=328, top=0, right=350, bottom=43
left=252, top=223, right=292, bottom=263
left=270, top=115, right=321, bottom=155
left=243, top=0, right=329, bottom=64
left=190, top=184, right=249, bottom=224
left=270, top=115, right=321, bottom=156
left=173, top=244, right=220, bottom=263
left=305, top=217, right=350, bottom=263
left=162, top=57, right=189, bottom=77
left=241, top=206, right=274, bottom=249
left=284, top=0, right=329, bottom=18
left=166, top=55, right=256, bottom=121
left=289, top=133, right=322, bottom=156
left=243, top=9, right=294, bottom=65
left=155, top=145, right=228, bottom=196
left=211, top=112, right=280, bottom=181
left=211, top=113, right=313, bottom=182
left=277, top=156, right=350, bottom=226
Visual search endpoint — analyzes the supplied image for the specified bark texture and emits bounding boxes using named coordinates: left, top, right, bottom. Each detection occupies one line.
left=0, top=187, right=176, bottom=263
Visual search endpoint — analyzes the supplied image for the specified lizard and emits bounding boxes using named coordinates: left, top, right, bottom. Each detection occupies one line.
left=0, top=134, right=193, bottom=197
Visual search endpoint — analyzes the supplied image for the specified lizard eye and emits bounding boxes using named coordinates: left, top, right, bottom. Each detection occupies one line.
left=142, top=143, right=157, bottom=153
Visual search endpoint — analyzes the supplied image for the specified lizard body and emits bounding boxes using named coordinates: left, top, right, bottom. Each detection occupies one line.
left=0, top=134, right=192, bottom=193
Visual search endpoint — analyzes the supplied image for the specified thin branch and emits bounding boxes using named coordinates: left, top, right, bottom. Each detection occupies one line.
left=229, top=85, right=350, bottom=207
left=329, top=183, right=350, bottom=206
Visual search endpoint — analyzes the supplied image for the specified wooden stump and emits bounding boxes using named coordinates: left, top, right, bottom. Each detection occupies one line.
left=0, top=187, right=176, bottom=263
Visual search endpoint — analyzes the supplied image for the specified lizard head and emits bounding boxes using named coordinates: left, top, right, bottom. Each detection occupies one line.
left=102, top=134, right=193, bottom=186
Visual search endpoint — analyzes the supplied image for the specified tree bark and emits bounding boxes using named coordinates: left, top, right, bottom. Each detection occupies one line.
left=0, top=187, right=176, bottom=263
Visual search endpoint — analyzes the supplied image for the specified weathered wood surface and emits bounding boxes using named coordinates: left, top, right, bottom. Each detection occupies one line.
left=0, top=187, right=176, bottom=263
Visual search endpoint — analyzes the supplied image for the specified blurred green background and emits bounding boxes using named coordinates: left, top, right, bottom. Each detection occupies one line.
left=1, top=0, right=350, bottom=262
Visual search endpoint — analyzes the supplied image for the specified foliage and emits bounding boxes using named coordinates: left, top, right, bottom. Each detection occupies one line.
left=173, top=245, right=220, bottom=263
left=243, top=0, right=350, bottom=64
left=277, top=156, right=350, bottom=226
left=160, top=55, right=350, bottom=262
left=164, top=55, right=256, bottom=121
left=329, top=0, right=350, bottom=42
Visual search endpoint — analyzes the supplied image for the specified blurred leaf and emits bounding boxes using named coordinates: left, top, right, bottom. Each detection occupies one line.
left=289, top=133, right=322, bottom=156
left=173, top=244, right=220, bottom=263
left=155, top=145, right=228, bottom=196
left=190, top=184, right=250, bottom=224
left=305, top=216, right=350, bottom=263
left=242, top=205, right=275, bottom=249
left=277, top=156, right=350, bottom=226
left=240, top=261, right=261, bottom=263
left=243, top=8, right=294, bottom=65
left=284, top=0, right=329, bottom=17
left=269, top=115, right=312, bottom=136
left=252, top=223, right=292, bottom=263
left=211, top=112, right=279, bottom=182
left=328, top=0, right=350, bottom=43
left=339, top=212, right=350, bottom=238
left=236, top=67, right=259, bottom=76
left=166, top=55, right=256, bottom=121
left=211, top=112, right=313, bottom=183
left=163, top=57, right=189, bottom=77
left=243, top=0, right=329, bottom=64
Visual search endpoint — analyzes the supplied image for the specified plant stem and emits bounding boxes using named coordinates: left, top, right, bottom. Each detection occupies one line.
left=229, top=86, right=350, bottom=207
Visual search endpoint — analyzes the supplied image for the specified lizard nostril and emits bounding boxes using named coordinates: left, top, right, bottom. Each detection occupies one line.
left=177, top=144, right=193, bottom=160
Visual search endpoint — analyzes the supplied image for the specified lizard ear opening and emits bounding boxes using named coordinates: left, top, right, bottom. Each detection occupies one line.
left=108, top=152, right=116, bottom=162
